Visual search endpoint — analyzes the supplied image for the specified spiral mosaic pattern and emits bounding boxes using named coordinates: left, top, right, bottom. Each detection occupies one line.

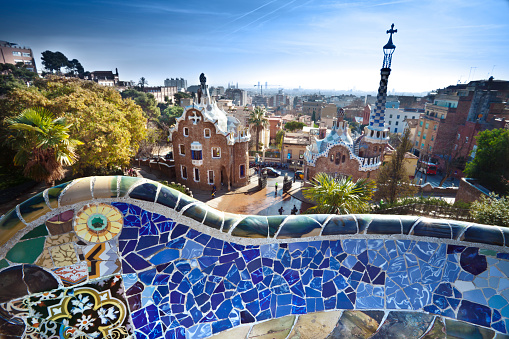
left=74, top=203, right=123, bottom=243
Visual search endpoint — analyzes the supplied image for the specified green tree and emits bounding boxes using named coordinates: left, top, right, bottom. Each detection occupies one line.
left=470, top=193, right=509, bottom=227
left=311, top=110, right=316, bottom=123
left=284, top=121, right=306, bottom=132
left=138, top=77, right=148, bottom=90
left=275, top=130, right=285, bottom=151
left=303, top=173, right=375, bottom=214
left=66, top=59, right=84, bottom=76
left=374, top=128, right=417, bottom=203
left=5, top=107, right=82, bottom=186
left=41, top=51, right=70, bottom=74
left=174, top=92, right=192, bottom=106
left=0, top=63, right=38, bottom=95
left=248, top=106, right=269, bottom=151
left=159, top=106, right=184, bottom=127
left=0, top=76, right=147, bottom=176
left=465, top=128, right=509, bottom=195
left=121, top=89, right=160, bottom=120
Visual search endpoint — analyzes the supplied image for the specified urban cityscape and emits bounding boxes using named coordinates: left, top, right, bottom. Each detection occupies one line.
left=1, top=1, right=509, bottom=338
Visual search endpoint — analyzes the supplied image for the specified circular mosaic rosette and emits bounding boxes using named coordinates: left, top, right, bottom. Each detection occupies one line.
left=74, top=203, right=123, bottom=243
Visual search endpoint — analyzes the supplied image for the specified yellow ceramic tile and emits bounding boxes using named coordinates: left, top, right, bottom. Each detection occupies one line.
left=59, top=178, right=93, bottom=207
left=18, top=193, right=51, bottom=224
left=50, top=243, right=78, bottom=267
left=93, top=176, right=118, bottom=199
left=0, top=209, right=26, bottom=247
left=288, top=311, right=342, bottom=339
left=45, top=233, right=77, bottom=247
left=249, top=316, right=295, bottom=339
left=74, top=203, right=123, bottom=243
left=208, top=326, right=251, bottom=339
left=35, top=248, right=54, bottom=269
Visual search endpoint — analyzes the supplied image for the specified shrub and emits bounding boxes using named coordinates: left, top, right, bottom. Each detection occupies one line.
left=470, top=194, right=509, bottom=227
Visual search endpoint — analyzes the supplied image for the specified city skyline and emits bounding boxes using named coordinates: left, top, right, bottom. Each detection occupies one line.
left=1, top=0, right=508, bottom=93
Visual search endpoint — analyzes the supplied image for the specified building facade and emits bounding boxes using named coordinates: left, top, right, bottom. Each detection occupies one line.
left=143, top=86, right=178, bottom=104
left=0, top=40, right=37, bottom=72
left=170, top=74, right=250, bottom=191
left=164, top=77, right=187, bottom=91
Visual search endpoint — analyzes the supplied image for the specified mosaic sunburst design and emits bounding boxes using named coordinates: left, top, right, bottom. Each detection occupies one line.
left=74, top=204, right=123, bottom=243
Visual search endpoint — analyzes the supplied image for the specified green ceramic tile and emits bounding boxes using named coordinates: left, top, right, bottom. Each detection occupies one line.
left=157, top=185, right=180, bottom=209
left=276, top=216, right=322, bottom=239
left=203, top=207, right=223, bottom=230
left=461, top=224, right=504, bottom=247
left=448, top=220, right=471, bottom=239
left=5, top=237, right=46, bottom=264
left=176, top=193, right=196, bottom=212
left=420, top=317, right=446, bottom=339
left=222, top=212, right=242, bottom=233
left=0, top=259, right=9, bottom=269
left=60, top=178, right=93, bottom=206
left=182, top=203, right=207, bottom=223
left=411, top=220, right=452, bottom=239
left=373, top=311, right=434, bottom=338
left=354, top=214, right=374, bottom=233
left=0, top=209, right=25, bottom=247
left=322, top=215, right=357, bottom=236
left=307, top=214, right=329, bottom=226
left=444, top=318, right=495, bottom=338
left=93, top=176, right=118, bottom=199
left=129, top=182, right=159, bottom=203
left=367, top=215, right=402, bottom=235
left=46, top=182, right=71, bottom=209
left=267, top=216, right=286, bottom=237
left=400, top=216, right=420, bottom=234
left=329, top=310, right=382, bottom=339
left=18, top=193, right=50, bottom=224
left=20, top=224, right=48, bottom=240
left=232, top=216, right=268, bottom=238
left=479, top=249, right=498, bottom=257
left=118, top=176, right=143, bottom=197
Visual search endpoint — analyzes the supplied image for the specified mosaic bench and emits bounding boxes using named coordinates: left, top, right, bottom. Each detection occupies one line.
left=1, top=176, right=509, bottom=339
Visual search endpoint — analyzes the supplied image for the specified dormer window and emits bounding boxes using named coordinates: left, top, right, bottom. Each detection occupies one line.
left=204, top=128, right=211, bottom=138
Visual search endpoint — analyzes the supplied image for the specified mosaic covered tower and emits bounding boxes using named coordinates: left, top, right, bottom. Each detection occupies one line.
left=363, top=23, right=397, bottom=149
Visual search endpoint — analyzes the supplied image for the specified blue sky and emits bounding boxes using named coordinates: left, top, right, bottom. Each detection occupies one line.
left=2, top=0, right=508, bottom=93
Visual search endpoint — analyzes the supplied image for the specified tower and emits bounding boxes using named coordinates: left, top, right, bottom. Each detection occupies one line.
left=363, top=23, right=397, bottom=146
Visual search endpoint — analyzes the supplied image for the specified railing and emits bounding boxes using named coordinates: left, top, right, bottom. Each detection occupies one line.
left=375, top=203, right=474, bottom=221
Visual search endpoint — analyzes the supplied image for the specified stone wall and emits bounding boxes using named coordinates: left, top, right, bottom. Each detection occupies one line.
left=1, top=176, right=509, bottom=339
left=456, top=178, right=490, bottom=203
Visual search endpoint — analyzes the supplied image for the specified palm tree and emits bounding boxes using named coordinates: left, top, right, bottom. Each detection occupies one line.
left=6, top=107, right=82, bottom=186
left=303, top=173, right=376, bottom=214
left=248, top=106, right=269, bottom=151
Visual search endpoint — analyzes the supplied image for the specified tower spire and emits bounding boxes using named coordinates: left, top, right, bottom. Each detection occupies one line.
left=364, top=23, right=397, bottom=144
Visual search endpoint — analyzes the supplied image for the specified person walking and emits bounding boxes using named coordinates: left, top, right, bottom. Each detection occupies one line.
left=278, top=206, right=284, bottom=215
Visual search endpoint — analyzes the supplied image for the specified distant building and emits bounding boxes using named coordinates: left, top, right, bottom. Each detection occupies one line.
left=384, top=101, right=423, bottom=134
left=282, top=132, right=310, bottom=166
left=88, top=69, right=119, bottom=86
left=0, top=40, right=37, bottom=72
left=164, top=77, right=187, bottom=91
left=143, top=86, right=178, bottom=103
left=169, top=73, right=250, bottom=190
left=225, top=88, right=248, bottom=106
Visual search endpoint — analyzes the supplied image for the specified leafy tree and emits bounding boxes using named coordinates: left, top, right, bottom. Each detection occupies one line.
left=275, top=130, right=284, bottom=151
left=311, top=110, right=316, bottom=123
left=41, top=51, right=70, bottom=74
left=433, top=127, right=467, bottom=187
left=470, top=193, right=509, bottom=227
left=374, top=128, right=417, bottom=203
left=465, top=129, right=509, bottom=195
left=284, top=121, right=306, bottom=132
left=303, top=173, right=375, bottom=214
left=138, top=77, right=148, bottom=90
left=5, top=107, right=82, bottom=186
left=248, top=106, right=269, bottom=151
left=0, top=76, right=147, bottom=176
left=174, top=92, right=192, bottom=106
left=121, top=89, right=160, bottom=120
left=0, top=63, right=38, bottom=95
left=66, top=59, right=84, bottom=76
left=159, top=106, right=183, bottom=127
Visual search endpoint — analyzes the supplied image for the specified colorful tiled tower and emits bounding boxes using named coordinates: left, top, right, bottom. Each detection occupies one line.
left=363, top=23, right=397, bottom=146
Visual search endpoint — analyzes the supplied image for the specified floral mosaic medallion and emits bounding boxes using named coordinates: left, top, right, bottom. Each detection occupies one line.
left=26, top=275, right=131, bottom=338
left=74, top=204, right=123, bottom=243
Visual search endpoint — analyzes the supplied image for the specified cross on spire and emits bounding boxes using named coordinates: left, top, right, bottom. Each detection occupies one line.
left=387, top=23, right=397, bottom=38
left=189, top=111, right=202, bottom=125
